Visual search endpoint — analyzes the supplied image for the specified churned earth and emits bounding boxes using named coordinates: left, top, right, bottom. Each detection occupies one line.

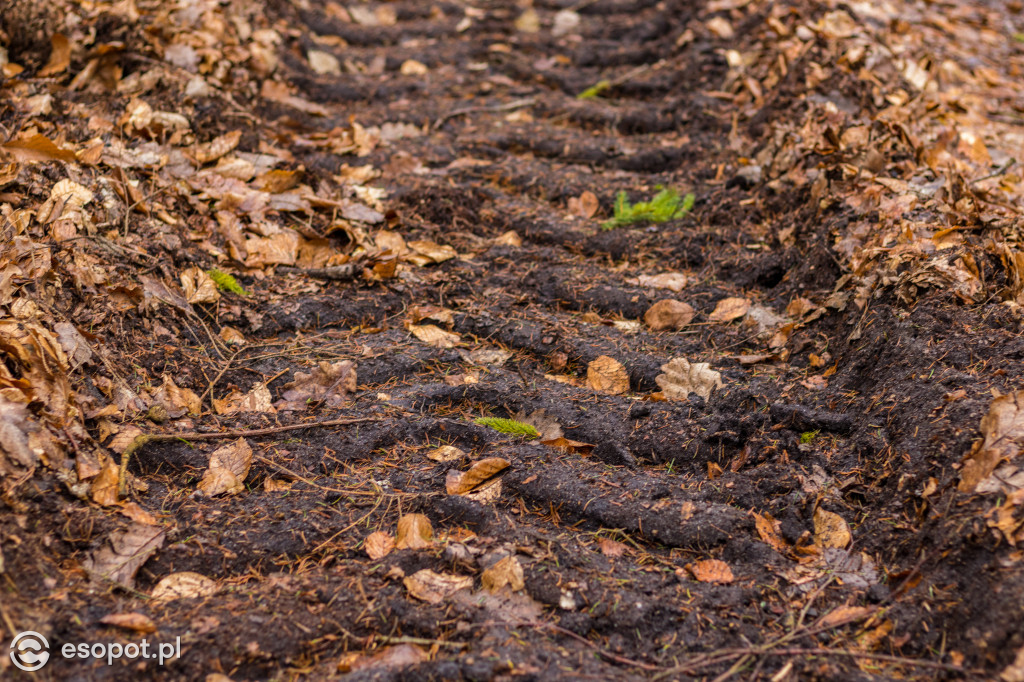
left=3, top=0, right=1024, bottom=680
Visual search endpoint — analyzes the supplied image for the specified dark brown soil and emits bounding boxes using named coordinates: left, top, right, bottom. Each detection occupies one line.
left=3, top=1, right=1024, bottom=681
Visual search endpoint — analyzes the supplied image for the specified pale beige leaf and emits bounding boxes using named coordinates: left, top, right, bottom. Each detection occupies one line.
left=197, top=439, right=253, bottom=496
left=151, top=571, right=218, bottom=602
left=308, top=49, right=341, bottom=75
left=403, top=569, right=473, bottom=603
left=709, top=297, right=751, bottom=323
left=656, top=357, right=723, bottom=401
left=813, top=508, right=851, bottom=549
left=644, top=300, right=695, bottom=331
left=395, top=513, right=434, bottom=550
left=636, top=272, right=687, bottom=292
left=427, top=445, right=465, bottom=462
left=587, top=355, right=630, bottom=395
left=493, top=230, right=522, bottom=247
left=212, top=383, right=275, bottom=415
left=409, top=324, right=460, bottom=348
left=481, top=555, right=525, bottom=592
left=365, top=531, right=395, bottom=560
left=407, top=240, right=457, bottom=264
left=598, top=538, right=627, bottom=557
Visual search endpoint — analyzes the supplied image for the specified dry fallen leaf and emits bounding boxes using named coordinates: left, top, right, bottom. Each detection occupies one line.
left=197, top=439, right=253, bottom=496
left=99, top=613, right=157, bottom=634
left=0, top=133, right=78, bottom=163
left=406, top=240, right=457, bottom=264
left=513, top=409, right=563, bottom=441
left=39, top=33, right=72, bottom=77
left=598, top=538, right=628, bottom=557
left=568, top=190, right=600, bottom=218
left=656, top=357, right=723, bottom=401
left=709, top=297, right=751, bottom=323
left=447, top=457, right=510, bottom=495
left=753, top=512, right=790, bottom=555
left=587, top=355, right=630, bottom=395
left=409, top=324, right=460, bottom=348
left=180, top=267, right=220, bottom=304
left=278, top=360, right=356, bottom=411
left=212, top=383, right=275, bottom=415
left=85, top=523, right=166, bottom=590
left=481, top=555, right=525, bottom=592
left=395, top=513, right=434, bottom=550
left=644, top=299, right=695, bottom=331
left=427, top=445, right=466, bottom=462
left=636, top=272, right=687, bottom=292
left=813, top=508, right=851, bottom=549
left=364, top=531, right=395, bottom=560
left=403, top=569, right=473, bottom=603
left=342, top=644, right=428, bottom=674
left=960, top=391, right=1024, bottom=493
left=151, top=572, right=219, bottom=602
left=687, top=559, right=735, bottom=584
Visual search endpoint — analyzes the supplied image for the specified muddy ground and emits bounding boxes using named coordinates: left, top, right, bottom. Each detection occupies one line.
left=3, top=0, right=1024, bottom=680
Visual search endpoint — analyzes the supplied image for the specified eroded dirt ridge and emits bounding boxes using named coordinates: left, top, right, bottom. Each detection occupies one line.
left=2, top=0, right=1024, bottom=679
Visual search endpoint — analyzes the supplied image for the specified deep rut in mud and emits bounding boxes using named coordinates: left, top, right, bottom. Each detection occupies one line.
left=7, top=1, right=1024, bottom=680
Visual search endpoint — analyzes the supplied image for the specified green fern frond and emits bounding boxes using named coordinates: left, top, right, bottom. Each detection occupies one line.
left=474, top=417, right=539, bottom=438
left=207, top=269, right=249, bottom=296
left=601, top=188, right=695, bottom=230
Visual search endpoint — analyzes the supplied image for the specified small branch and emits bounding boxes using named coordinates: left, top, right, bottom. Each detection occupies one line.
left=432, top=97, right=537, bottom=131
left=117, top=416, right=376, bottom=496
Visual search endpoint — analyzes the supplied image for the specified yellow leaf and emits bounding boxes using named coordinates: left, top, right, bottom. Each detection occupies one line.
left=447, top=457, right=510, bottom=495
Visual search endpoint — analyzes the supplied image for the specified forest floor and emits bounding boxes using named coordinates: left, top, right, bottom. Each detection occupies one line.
left=3, top=0, right=1024, bottom=680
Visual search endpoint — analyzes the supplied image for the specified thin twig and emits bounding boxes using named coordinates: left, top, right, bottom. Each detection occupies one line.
left=117, top=416, right=376, bottom=496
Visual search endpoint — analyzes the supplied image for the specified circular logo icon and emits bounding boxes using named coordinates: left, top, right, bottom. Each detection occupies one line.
left=10, top=631, right=50, bottom=672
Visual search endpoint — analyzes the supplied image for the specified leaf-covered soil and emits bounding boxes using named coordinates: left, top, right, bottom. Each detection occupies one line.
left=4, top=0, right=1024, bottom=680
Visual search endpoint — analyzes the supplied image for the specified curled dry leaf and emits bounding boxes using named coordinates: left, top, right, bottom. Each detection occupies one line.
left=687, top=559, right=735, bottom=584
left=587, top=355, right=630, bottom=395
left=395, top=513, right=434, bottom=550
left=481, top=555, right=525, bottom=592
left=197, top=438, right=252, bottom=496
left=0, top=133, right=78, bottom=163
left=180, top=267, right=220, bottom=304
left=447, top=457, right=510, bottom=495
left=406, top=240, right=457, bottom=265
left=708, top=297, right=751, bottom=323
left=99, top=613, right=157, bottom=634
left=39, top=33, right=72, bottom=77
left=193, top=130, right=241, bottom=165
left=493, top=230, right=522, bottom=247
left=409, top=324, right=460, bottom=348
left=644, top=299, right=695, bottom=331
left=340, top=644, right=427, bottom=674
left=813, top=508, right=851, bottom=549
left=656, top=358, right=723, bottom=401
left=153, top=374, right=201, bottom=417
left=960, top=391, right=1024, bottom=493
left=151, top=572, right=218, bottom=602
left=403, top=569, right=473, bottom=604
left=89, top=457, right=121, bottom=506
left=364, top=531, right=395, bottom=560
left=752, top=512, right=789, bottom=556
